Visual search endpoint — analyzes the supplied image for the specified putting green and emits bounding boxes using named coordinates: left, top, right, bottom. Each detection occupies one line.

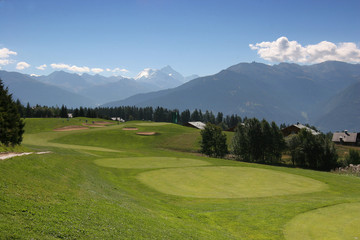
left=284, top=203, right=360, bottom=240
left=137, top=166, right=327, bottom=198
left=94, top=157, right=209, bottom=169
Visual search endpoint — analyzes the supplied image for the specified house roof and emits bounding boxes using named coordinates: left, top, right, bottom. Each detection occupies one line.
left=282, top=123, right=320, bottom=136
left=187, top=121, right=206, bottom=130
left=332, top=132, right=358, bottom=143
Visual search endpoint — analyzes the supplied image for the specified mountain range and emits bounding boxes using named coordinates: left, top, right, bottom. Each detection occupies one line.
left=0, top=61, right=359, bottom=132
left=103, top=61, right=360, bottom=132
left=0, top=66, right=198, bottom=107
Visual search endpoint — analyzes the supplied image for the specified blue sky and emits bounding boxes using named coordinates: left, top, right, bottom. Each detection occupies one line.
left=0, top=0, right=359, bottom=78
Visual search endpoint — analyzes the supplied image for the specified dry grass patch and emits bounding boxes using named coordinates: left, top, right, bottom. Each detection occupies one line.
left=136, top=132, right=157, bottom=136
left=53, top=125, right=89, bottom=131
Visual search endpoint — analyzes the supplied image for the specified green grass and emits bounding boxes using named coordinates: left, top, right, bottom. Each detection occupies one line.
left=0, top=144, right=31, bottom=153
left=137, top=166, right=327, bottom=198
left=284, top=202, right=360, bottom=240
left=23, top=117, right=115, bottom=134
left=94, top=157, right=210, bottom=169
left=1, top=118, right=360, bottom=239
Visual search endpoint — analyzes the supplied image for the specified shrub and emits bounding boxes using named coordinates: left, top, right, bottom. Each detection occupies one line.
left=200, top=123, right=228, bottom=158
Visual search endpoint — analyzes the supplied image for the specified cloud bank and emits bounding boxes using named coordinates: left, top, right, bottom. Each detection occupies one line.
left=0, top=48, right=17, bottom=65
left=51, top=63, right=129, bottom=75
left=249, top=37, right=360, bottom=63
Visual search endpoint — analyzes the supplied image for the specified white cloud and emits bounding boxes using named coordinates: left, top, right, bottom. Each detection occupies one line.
left=30, top=73, right=40, bottom=77
left=112, top=67, right=129, bottom=73
left=36, top=64, right=47, bottom=70
left=0, top=48, right=17, bottom=65
left=50, top=63, right=90, bottom=73
left=16, top=61, right=30, bottom=70
left=249, top=36, right=360, bottom=63
left=106, top=68, right=111, bottom=72
left=91, top=68, right=104, bottom=74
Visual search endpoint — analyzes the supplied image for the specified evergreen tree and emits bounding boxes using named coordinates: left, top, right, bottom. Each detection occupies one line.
left=60, top=105, right=68, bottom=118
left=25, top=102, right=32, bottom=117
left=79, top=107, right=85, bottom=117
left=0, top=79, right=25, bottom=146
left=216, top=112, right=223, bottom=125
left=180, top=109, right=190, bottom=123
left=232, top=118, right=285, bottom=164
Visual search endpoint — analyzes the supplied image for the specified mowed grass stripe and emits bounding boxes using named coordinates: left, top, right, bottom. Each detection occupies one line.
left=23, top=131, right=122, bottom=153
left=137, top=166, right=327, bottom=198
left=284, top=202, right=360, bottom=240
left=94, top=157, right=210, bottom=169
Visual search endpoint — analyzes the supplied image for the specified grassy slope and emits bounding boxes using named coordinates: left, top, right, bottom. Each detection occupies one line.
left=1, top=118, right=360, bottom=239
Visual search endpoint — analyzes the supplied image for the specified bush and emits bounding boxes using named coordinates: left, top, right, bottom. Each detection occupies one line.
left=345, top=149, right=360, bottom=166
left=200, top=123, right=228, bottom=158
left=288, top=129, right=338, bottom=171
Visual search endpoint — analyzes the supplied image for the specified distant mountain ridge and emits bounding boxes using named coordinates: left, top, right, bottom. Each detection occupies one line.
left=103, top=61, right=360, bottom=132
left=0, top=66, right=198, bottom=107
left=0, top=70, right=95, bottom=107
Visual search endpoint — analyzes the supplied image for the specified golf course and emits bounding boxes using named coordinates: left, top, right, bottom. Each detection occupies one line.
left=1, top=118, right=360, bottom=239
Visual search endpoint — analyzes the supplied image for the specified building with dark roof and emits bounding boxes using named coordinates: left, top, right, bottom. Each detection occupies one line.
left=332, top=131, right=360, bottom=146
left=184, top=121, right=206, bottom=130
left=281, top=123, right=320, bottom=137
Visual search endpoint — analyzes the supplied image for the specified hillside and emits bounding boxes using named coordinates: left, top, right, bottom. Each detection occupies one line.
left=314, top=81, right=360, bottom=131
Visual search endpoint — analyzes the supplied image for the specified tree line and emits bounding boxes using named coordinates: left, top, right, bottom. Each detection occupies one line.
left=201, top=118, right=339, bottom=171
left=17, top=104, right=243, bottom=129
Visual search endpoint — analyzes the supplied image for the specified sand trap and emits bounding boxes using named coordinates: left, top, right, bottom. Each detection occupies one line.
left=136, top=132, right=156, bottom=136
left=53, top=125, right=89, bottom=131
left=0, top=151, right=51, bottom=160
left=82, top=123, right=105, bottom=128
left=123, top=127, right=138, bottom=131
left=93, top=121, right=113, bottom=125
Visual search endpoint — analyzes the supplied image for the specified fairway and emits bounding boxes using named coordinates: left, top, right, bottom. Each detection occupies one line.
left=94, top=157, right=210, bottom=169
left=284, top=203, right=360, bottom=240
left=137, top=166, right=327, bottom=198
left=3, top=118, right=360, bottom=239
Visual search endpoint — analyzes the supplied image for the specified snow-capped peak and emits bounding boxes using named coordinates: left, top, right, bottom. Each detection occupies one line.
left=135, top=68, right=157, bottom=80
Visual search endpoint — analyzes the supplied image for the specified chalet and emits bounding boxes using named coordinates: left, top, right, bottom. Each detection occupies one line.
left=332, top=131, right=360, bottom=146
left=184, top=121, right=206, bottom=130
left=281, top=123, right=320, bottom=137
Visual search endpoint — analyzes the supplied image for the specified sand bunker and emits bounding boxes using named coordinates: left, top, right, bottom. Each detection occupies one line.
left=123, top=127, right=138, bottom=131
left=53, top=125, right=89, bottom=131
left=93, top=121, right=113, bottom=125
left=82, top=123, right=105, bottom=128
left=136, top=132, right=157, bottom=136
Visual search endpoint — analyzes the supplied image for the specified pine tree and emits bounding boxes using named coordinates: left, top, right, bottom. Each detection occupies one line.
left=60, top=105, right=68, bottom=118
left=0, top=79, right=25, bottom=146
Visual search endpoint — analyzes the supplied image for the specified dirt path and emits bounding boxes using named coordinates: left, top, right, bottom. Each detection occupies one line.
left=0, top=151, right=51, bottom=160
